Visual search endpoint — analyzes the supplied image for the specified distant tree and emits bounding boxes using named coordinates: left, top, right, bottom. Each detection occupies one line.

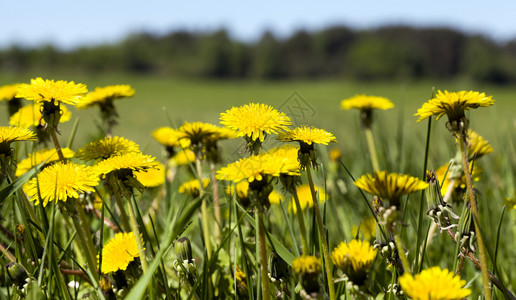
left=1, top=25, right=514, bottom=84
left=462, top=36, right=516, bottom=83
left=283, top=29, right=318, bottom=77
left=0, top=45, right=29, bottom=71
left=416, top=28, right=467, bottom=77
left=346, top=34, right=419, bottom=80
left=313, top=26, right=355, bottom=75
left=199, top=30, right=233, bottom=78
left=119, top=32, right=157, bottom=72
left=252, top=31, right=287, bottom=79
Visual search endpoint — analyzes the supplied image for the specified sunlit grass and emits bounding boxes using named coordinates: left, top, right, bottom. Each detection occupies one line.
left=0, top=73, right=515, bottom=299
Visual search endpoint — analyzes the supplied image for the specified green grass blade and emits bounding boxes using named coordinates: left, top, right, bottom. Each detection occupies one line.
left=240, top=205, right=295, bottom=265
left=125, top=197, right=202, bottom=299
left=415, top=114, right=432, bottom=273
left=66, top=117, right=80, bottom=148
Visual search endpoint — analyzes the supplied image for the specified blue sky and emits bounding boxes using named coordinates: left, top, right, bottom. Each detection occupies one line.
left=2, top=0, right=515, bottom=49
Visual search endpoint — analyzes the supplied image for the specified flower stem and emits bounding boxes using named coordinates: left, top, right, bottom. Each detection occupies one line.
left=257, top=211, right=271, bottom=300
left=49, top=129, right=65, bottom=161
left=364, top=127, right=380, bottom=171
left=76, top=201, right=97, bottom=266
left=201, top=200, right=212, bottom=259
left=306, top=167, right=335, bottom=300
left=455, top=255, right=466, bottom=276
left=210, top=162, right=221, bottom=241
left=113, top=191, right=131, bottom=232
left=127, top=196, right=148, bottom=273
left=458, top=133, right=491, bottom=300
left=394, top=232, right=410, bottom=275
left=71, top=212, right=98, bottom=280
left=291, top=190, right=310, bottom=255
left=196, top=158, right=212, bottom=259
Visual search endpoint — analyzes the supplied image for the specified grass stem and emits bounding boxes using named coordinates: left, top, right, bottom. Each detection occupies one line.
left=292, top=189, right=310, bottom=255
left=127, top=196, right=149, bottom=273
left=257, top=211, right=271, bottom=300
left=458, top=132, right=491, bottom=300
left=364, top=127, right=380, bottom=171
left=306, top=167, right=335, bottom=300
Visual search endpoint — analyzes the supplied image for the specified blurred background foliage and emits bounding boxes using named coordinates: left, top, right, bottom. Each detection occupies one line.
left=3, top=25, right=516, bottom=84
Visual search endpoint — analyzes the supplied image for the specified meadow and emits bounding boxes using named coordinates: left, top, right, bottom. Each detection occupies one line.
left=0, top=74, right=515, bottom=299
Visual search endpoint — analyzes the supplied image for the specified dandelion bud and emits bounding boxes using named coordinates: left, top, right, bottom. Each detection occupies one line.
left=5, top=262, right=28, bottom=288
left=175, top=237, right=193, bottom=263
left=457, top=205, right=476, bottom=253
left=425, top=171, right=442, bottom=209
left=425, top=171, right=459, bottom=230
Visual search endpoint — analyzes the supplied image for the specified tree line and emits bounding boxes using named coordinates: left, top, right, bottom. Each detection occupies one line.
left=2, top=25, right=516, bottom=83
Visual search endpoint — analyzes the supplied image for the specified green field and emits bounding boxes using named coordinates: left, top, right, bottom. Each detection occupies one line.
left=1, top=74, right=515, bottom=298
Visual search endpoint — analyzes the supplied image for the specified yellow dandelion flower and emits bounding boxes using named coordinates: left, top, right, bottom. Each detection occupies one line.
left=268, top=190, right=283, bottom=205
left=99, top=232, right=143, bottom=274
left=0, top=84, right=20, bottom=101
left=25, top=161, right=99, bottom=207
left=464, top=129, right=493, bottom=160
left=278, top=126, right=336, bottom=169
left=217, top=150, right=300, bottom=183
left=351, top=217, right=376, bottom=240
left=331, top=239, right=377, bottom=274
left=0, top=126, right=37, bottom=145
left=220, top=103, right=292, bottom=142
left=92, top=193, right=103, bottom=210
left=263, top=145, right=301, bottom=176
left=225, top=181, right=282, bottom=204
left=400, top=266, right=471, bottom=300
left=279, top=126, right=336, bottom=145
left=210, top=126, right=238, bottom=141
left=354, top=171, right=428, bottom=205
left=95, top=153, right=159, bottom=177
left=178, top=178, right=210, bottom=197
left=290, top=184, right=327, bottom=214
left=216, top=155, right=264, bottom=183
left=9, top=104, right=71, bottom=128
left=176, top=121, right=219, bottom=147
left=415, top=90, right=494, bottom=123
left=16, top=77, right=87, bottom=105
left=225, top=181, right=250, bottom=199
left=341, top=95, right=394, bottom=111
left=152, top=127, right=183, bottom=148
left=16, top=148, right=75, bottom=177
left=135, top=162, right=165, bottom=187
left=170, top=149, right=196, bottom=166
left=293, top=255, right=322, bottom=294
left=76, top=136, right=140, bottom=161
left=292, top=255, right=321, bottom=275
left=329, top=148, right=342, bottom=163
left=76, top=85, right=135, bottom=109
